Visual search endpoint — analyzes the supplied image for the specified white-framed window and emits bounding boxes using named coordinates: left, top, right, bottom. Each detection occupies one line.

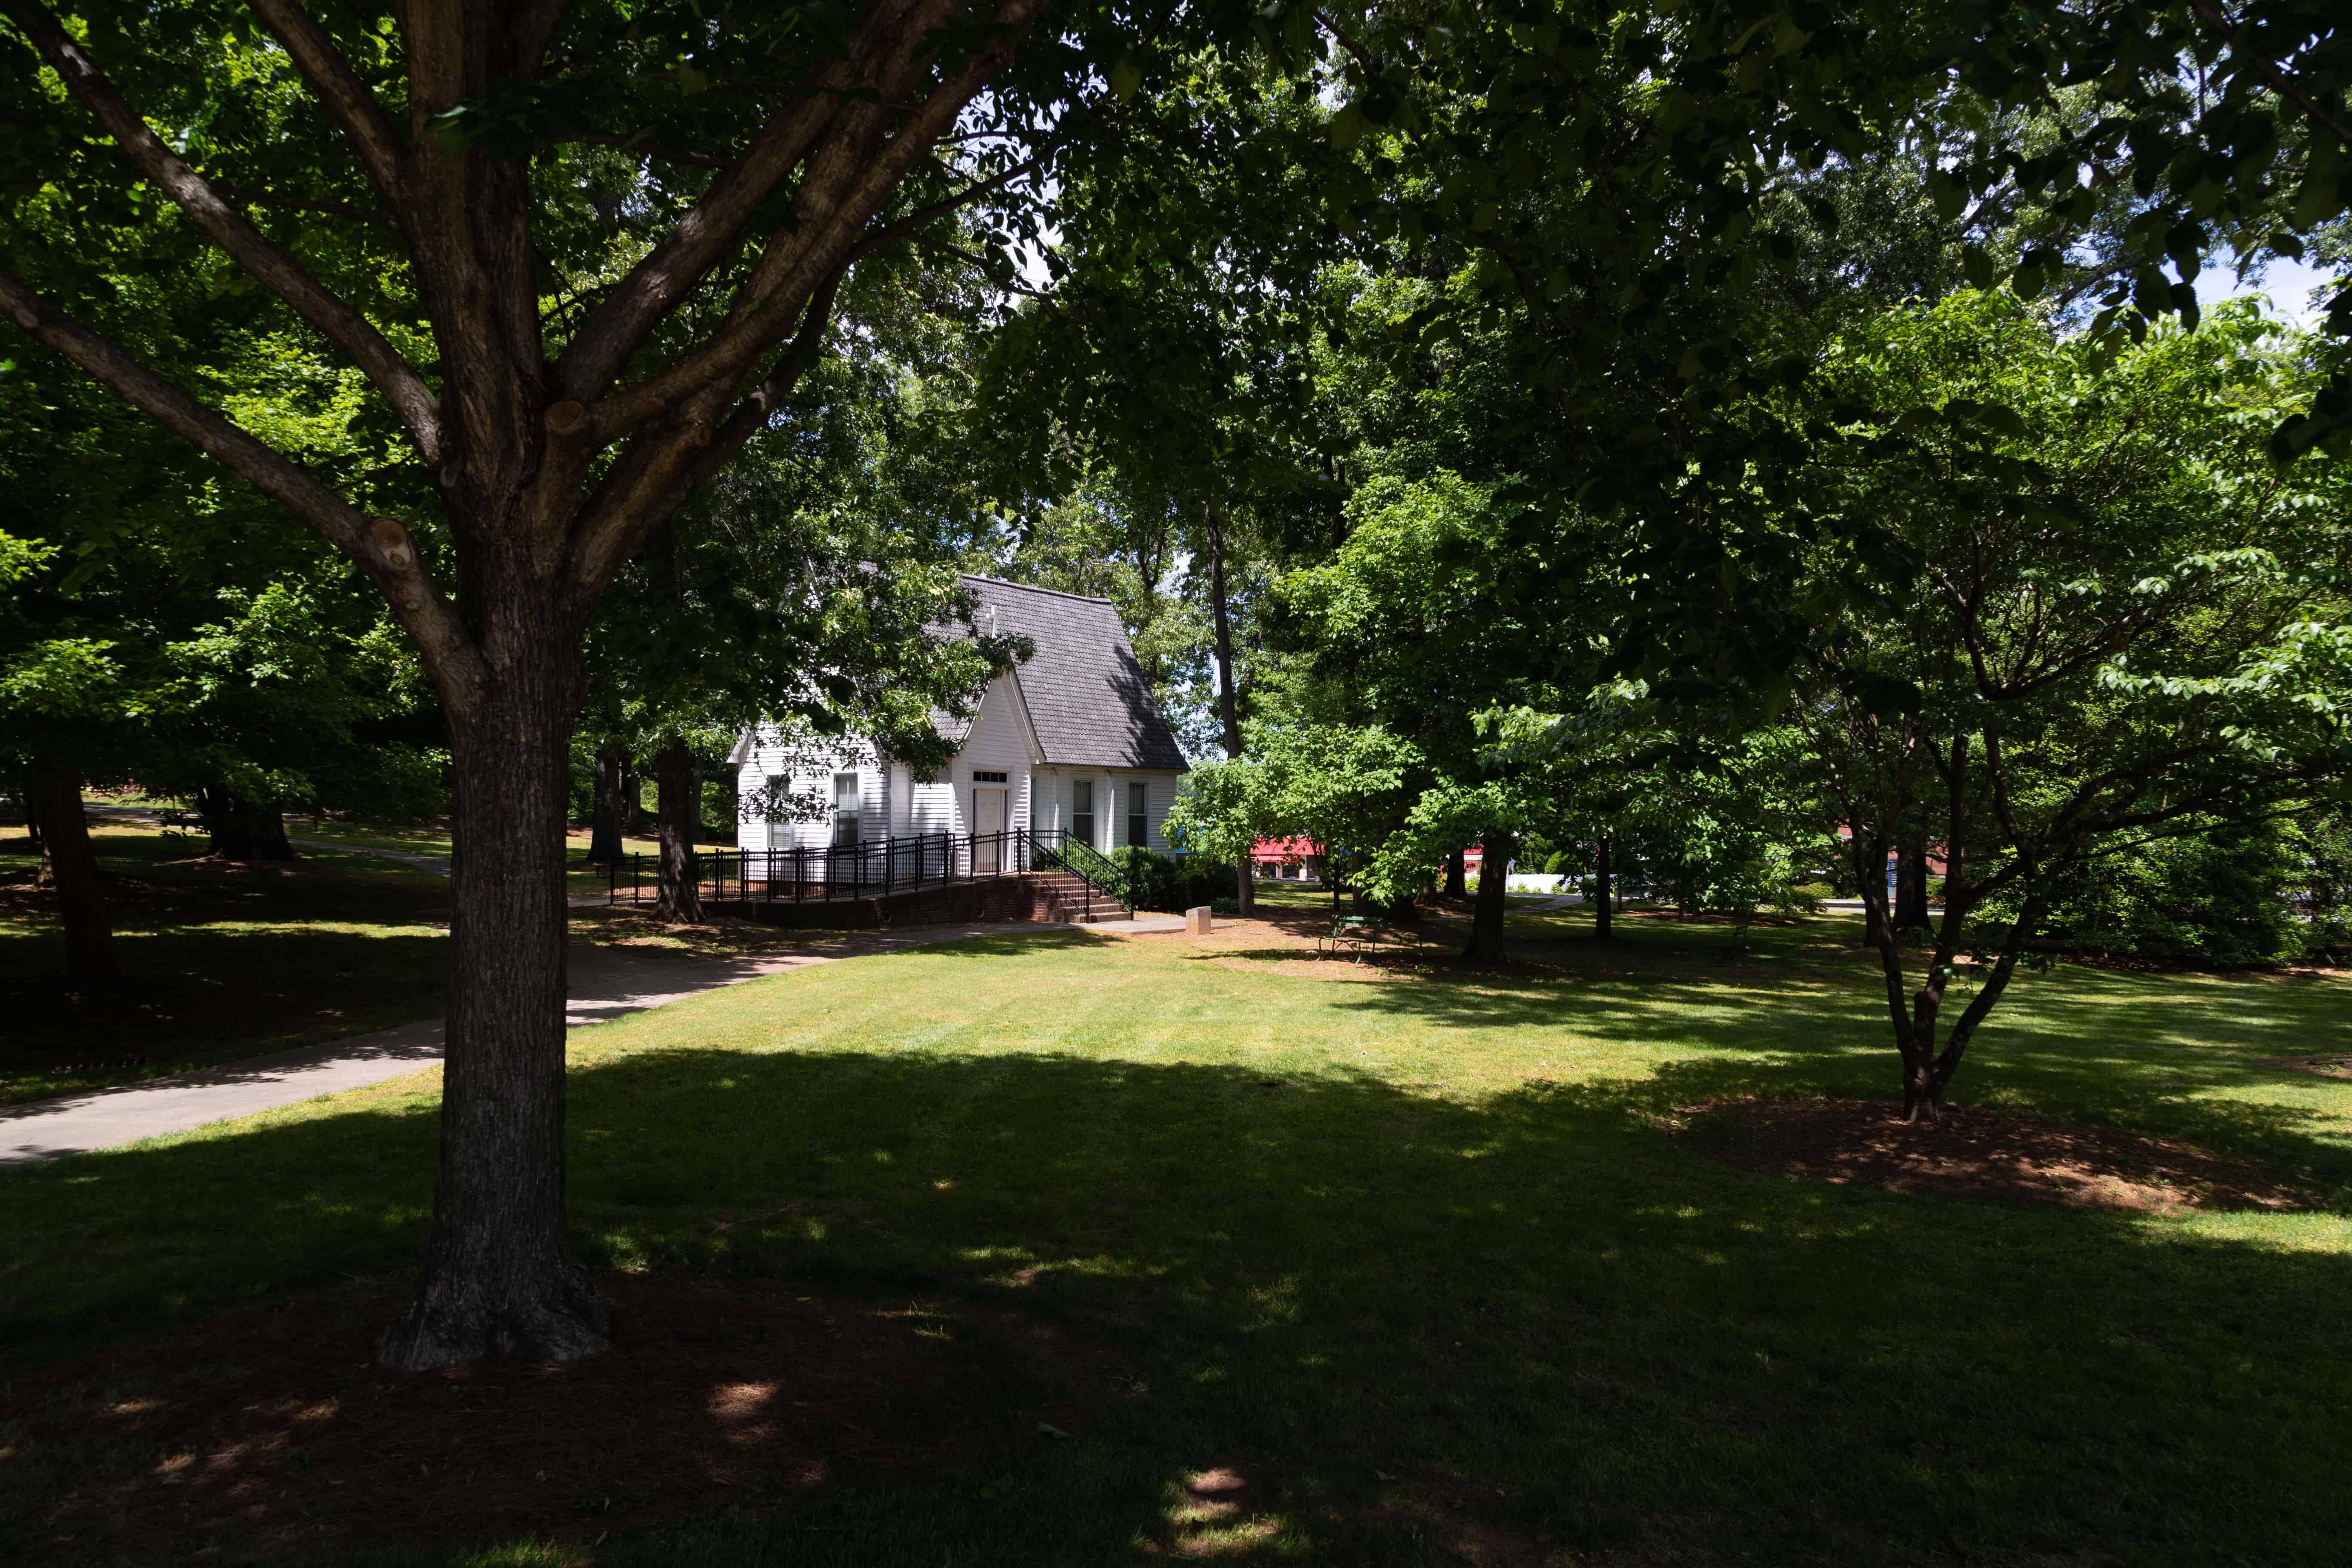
left=832, top=771, right=861, bottom=846
left=1071, top=778, right=1094, bottom=848
left=1127, top=781, right=1148, bottom=848
left=763, top=773, right=786, bottom=824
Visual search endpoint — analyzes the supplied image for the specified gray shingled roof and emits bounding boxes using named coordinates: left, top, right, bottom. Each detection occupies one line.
left=956, top=576, right=1189, bottom=772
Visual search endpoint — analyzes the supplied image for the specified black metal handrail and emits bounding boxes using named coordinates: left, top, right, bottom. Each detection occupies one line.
left=603, top=825, right=1132, bottom=916
left=1032, top=833, right=1131, bottom=909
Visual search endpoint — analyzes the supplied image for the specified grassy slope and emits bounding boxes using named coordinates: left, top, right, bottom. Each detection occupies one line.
left=0, top=825, right=453, bottom=1104
left=3, top=907, right=2350, bottom=1564
left=283, top=821, right=667, bottom=900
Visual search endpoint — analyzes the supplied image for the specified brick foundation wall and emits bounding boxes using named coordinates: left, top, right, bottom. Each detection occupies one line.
left=733, top=875, right=1063, bottom=930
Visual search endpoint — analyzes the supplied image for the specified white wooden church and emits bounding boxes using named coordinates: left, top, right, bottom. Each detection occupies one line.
left=729, top=575, right=1191, bottom=857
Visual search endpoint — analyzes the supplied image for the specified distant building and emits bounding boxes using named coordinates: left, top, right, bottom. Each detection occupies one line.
left=731, top=576, right=1189, bottom=855
left=1252, top=837, right=1324, bottom=881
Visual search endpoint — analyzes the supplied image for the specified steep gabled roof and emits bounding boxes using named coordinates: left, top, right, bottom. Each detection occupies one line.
left=956, top=575, right=1188, bottom=772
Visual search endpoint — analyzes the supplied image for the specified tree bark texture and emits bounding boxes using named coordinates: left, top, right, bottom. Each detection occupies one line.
left=588, top=746, right=623, bottom=863
left=622, top=765, right=649, bottom=835
left=1444, top=846, right=1467, bottom=898
left=31, top=760, right=119, bottom=979
left=196, top=786, right=299, bottom=860
left=1893, top=840, right=1931, bottom=931
left=651, top=741, right=704, bottom=923
left=1860, top=844, right=1890, bottom=949
left=1204, top=510, right=1252, bottom=917
left=30, top=778, right=52, bottom=887
left=1463, top=830, right=1516, bottom=961
left=377, top=648, right=606, bottom=1371
left=1593, top=836, right=1613, bottom=940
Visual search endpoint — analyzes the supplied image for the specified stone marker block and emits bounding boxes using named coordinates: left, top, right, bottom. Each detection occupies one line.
left=1185, top=905, right=1214, bottom=936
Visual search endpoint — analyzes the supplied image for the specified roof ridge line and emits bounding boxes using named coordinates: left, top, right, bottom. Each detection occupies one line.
left=959, top=572, right=1116, bottom=607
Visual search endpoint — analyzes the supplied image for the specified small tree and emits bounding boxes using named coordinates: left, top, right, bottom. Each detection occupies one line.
left=1792, top=295, right=2352, bottom=1121
left=1166, top=721, right=1421, bottom=916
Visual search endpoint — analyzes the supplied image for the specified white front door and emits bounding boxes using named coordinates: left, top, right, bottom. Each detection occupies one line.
left=974, top=787, right=1007, bottom=871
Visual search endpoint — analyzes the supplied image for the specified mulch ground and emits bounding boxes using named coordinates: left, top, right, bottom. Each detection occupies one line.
left=4, top=1275, right=1115, bottom=1563
left=1128, top=909, right=1479, bottom=983
left=1682, top=1095, right=2323, bottom=1214
left=2257, top=1054, right=2352, bottom=1081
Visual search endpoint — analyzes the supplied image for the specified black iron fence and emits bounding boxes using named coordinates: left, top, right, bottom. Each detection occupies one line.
left=604, top=826, right=1131, bottom=916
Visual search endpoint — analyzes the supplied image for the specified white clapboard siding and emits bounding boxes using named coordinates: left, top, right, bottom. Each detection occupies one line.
left=732, top=730, right=884, bottom=853
left=1030, top=768, right=1182, bottom=852
left=732, top=666, right=1188, bottom=860
left=944, top=674, right=1033, bottom=837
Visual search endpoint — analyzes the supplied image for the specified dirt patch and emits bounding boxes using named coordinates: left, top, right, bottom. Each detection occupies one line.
left=2256, top=1054, right=2352, bottom=1081
left=1131, top=911, right=1467, bottom=973
left=4, top=1274, right=1115, bottom=1562
left=1683, top=1096, right=2321, bottom=1214
left=1204, top=953, right=1421, bottom=982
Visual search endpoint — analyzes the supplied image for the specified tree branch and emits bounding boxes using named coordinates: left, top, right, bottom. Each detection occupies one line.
left=551, top=0, right=965, bottom=403
left=915, top=237, right=1057, bottom=299
left=566, top=270, right=848, bottom=606
left=242, top=0, right=408, bottom=202
left=0, top=266, right=482, bottom=703
left=210, top=180, right=395, bottom=229
left=548, top=130, right=732, bottom=169
left=2186, top=0, right=2352, bottom=151
left=9, top=0, right=442, bottom=464
left=858, top=146, right=1050, bottom=256
left=588, top=0, right=1044, bottom=433
left=505, top=0, right=574, bottom=80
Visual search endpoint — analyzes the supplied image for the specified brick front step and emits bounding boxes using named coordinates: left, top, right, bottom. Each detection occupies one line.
left=1023, top=870, right=1130, bottom=922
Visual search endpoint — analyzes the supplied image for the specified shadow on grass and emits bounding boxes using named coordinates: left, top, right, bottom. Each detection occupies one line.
left=5, top=1034, right=2352, bottom=1565
left=1240, top=915, right=2352, bottom=1185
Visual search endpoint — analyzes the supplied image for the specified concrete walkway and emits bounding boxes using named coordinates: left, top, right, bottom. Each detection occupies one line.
left=286, top=836, right=451, bottom=876
left=7, top=805, right=1190, bottom=1167
left=0, top=922, right=1118, bottom=1168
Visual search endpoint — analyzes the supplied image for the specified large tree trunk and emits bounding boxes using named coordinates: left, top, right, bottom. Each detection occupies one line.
left=587, top=746, right=623, bottom=863
left=1893, top=839, right=1931, bottom=931
left=196, top=787, right=299, bottom=861
left=1205, top=510, right=1253, bottom=917
left=377, top=647, right=608, bottom=1372
left=1593, top=836, right=1613, bottom=940
left=1860, top=843, right=1890, bottom=949
left=651, top=740, right=704, bottom=923
left=0, top=0, right=1045, bottom=1381
left=622, top=763, right=649, bottom=835
left=1462, top=829, right=1515, bottom=961
left=30, top=777, right=52, bottom=888
left=1445, top=846, right=1467, bottom=899
left=31, top=760, right=118, bottom=979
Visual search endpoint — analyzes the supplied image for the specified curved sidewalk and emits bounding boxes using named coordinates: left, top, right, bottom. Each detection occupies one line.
left=0, top=924, right=1087, bottom=1168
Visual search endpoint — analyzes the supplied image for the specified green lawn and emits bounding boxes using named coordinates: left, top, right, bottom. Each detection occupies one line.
left=0, top=824, right=852, bottom=1105
left=280, top=819, right=669, bottom=900
left=4, top=908, right=2350, bottom=1564
left=0, top=824, right=453, bottom=1105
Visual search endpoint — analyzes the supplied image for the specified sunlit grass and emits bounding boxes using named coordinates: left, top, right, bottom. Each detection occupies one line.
left=4, top=893, right=2350, bottom=1563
